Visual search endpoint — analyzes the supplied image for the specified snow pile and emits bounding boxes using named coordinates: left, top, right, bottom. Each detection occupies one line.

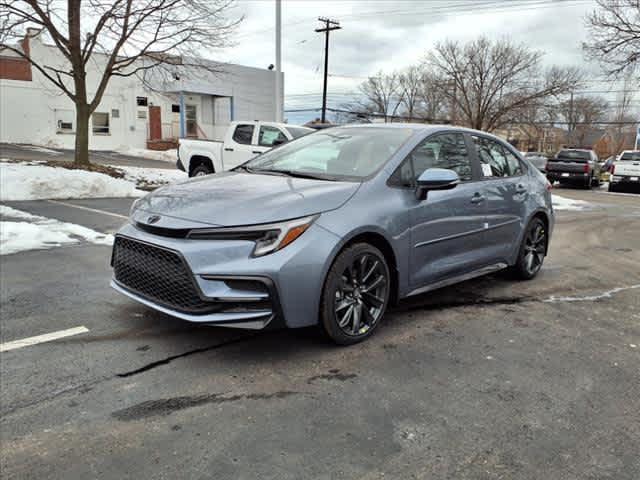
left=0, top=206, right=113, bottom=255
left=0, top=162, right=143, bottom=201
left=552, top=194, right=592, bottom=211
left=115, top=146, right=178, bottom=163
left=113, top=165, right=187, bottom=188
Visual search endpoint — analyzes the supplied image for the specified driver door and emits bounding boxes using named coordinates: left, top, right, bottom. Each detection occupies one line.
left=395, top=132, right=488, bottom=288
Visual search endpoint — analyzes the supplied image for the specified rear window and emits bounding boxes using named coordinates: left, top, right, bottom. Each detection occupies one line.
left=620, top=151, right=640, bottom=161
left=557, top=150, right=590, bottom=161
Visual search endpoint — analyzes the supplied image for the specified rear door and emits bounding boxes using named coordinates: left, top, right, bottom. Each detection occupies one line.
left=224, top=123, right=258, bottom=168
left=471, top=135, right=528, bottom=263
left=393, top=132, right=488, bottom=288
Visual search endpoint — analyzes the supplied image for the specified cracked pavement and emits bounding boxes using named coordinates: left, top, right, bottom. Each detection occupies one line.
left=1, top=187, right=639, bottom=479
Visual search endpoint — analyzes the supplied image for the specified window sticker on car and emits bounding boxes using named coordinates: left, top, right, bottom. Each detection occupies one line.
left=481, top=163, right=493, bottom=177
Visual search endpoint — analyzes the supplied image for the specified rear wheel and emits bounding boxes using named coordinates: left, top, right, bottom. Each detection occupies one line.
left=191, top=164, right=213, bottom=177
left=320, top=243, right=390, bottom=345
left=511, top=218, right=547, bottom=280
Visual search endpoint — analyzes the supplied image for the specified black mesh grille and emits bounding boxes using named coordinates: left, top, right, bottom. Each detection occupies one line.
left=112, top=236, right=214, bottom=313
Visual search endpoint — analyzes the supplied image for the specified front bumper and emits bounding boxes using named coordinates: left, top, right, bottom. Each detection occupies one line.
left=110, top=221, right=340, bottom=329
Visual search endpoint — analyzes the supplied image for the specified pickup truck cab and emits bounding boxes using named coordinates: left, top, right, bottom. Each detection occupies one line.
left=609, top=150, right=640, bottom=193
left=177, top=121, right=313, bottom=177
left=546, top=149, right=601, bottom=189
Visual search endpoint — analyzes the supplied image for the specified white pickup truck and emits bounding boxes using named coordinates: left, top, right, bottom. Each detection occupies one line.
left=177, top=121, right=313, bottom=177
left=609, top=150, right=640, bottom=193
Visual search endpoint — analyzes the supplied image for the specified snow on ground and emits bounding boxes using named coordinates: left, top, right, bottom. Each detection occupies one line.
left=0, top=161, right=187, bottom=201
left=112, top=165, right=187, bottom=187
left=114, top=146, right=178, bottom=163
left=0, top=161, right=142, bottom=201
left=0, top=206, right=113, bottom=255
left=552, top=194, right=592, bottom=211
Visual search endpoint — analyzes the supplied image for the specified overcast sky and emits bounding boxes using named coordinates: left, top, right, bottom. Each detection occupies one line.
left=216, top=0, right=619, bottom=122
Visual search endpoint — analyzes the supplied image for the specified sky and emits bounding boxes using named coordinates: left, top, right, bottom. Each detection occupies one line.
left=214, top=0, right=627, bottom=124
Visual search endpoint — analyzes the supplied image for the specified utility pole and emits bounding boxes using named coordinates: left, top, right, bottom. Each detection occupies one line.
left=275, top=0, right=282, bottom=122
left=315, top=17, right=341, bottom=123
left=568, top=91, right=574, bottom=147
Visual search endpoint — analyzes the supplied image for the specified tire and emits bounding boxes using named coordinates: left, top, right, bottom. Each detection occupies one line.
left=319, top=243, right=390, bottom=345
left=591, top=175, right=601, bottom=187
left=510, top=218, right=547, bottom=280
left=583, top=176, right=592, bottom=189
left=191, top=164, right=213, bottom=177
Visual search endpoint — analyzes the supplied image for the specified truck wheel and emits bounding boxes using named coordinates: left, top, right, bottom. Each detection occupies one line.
left=191, top=164, right=213, bottom=177
left=583, top=177, right=592, bottom=190
left=591, top=175, right=601, bottom=187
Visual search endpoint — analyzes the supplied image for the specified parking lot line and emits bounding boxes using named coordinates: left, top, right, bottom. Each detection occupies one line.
left=0, top=326, right=89, bottom=352
left=46, top=199, right=129, bottom=219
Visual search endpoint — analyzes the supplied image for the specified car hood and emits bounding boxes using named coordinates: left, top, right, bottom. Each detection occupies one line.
left=132, top=171, right=360, bottom=227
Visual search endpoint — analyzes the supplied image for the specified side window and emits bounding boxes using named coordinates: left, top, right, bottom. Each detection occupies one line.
left=259, top=126, right=288, bottom=147
left=504, top=149, right=523, bottom=176
left=473, top=136, right=513, bottom=177
left=389, top=133, right=472, bottom=187
left=232, top=124, right=255, bottom=145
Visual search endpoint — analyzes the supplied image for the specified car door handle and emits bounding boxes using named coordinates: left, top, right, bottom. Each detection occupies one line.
left=470, top=193, right=485, bottom=204
left=515, top=184, right=527, bottom=194
left=224, top=147, right=234, bottom=152
left=252, top=150, right=262, bottom=154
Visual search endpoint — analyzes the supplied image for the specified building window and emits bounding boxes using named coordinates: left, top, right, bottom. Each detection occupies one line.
left=55, top=109, right=74, bottom=133
left=136, top=96, right=148, bottom=106
left=185, top=104, right=197, bottom=137
left=137, top=110, right=147, bottom=119
left=111, top=109, right=120, bottom=118
left=171, top=104, right=180, bottom=113
left=92, top=112, right=110, bottom=135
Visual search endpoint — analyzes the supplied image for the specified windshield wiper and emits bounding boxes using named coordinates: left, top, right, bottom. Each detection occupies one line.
left=263, top=169, right=337, bottom=181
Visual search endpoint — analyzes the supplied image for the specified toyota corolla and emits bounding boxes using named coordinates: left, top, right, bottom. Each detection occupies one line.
left=111, top=125, right=553, bottom=344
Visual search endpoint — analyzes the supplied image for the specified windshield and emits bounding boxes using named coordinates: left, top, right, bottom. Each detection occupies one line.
left=557, top=150, right=590, bottom=161
left=244, top=127, right=414, bottom=181
left=286, top=126, right=313, bottom=139
left=620, top=151, right=640, bottom=161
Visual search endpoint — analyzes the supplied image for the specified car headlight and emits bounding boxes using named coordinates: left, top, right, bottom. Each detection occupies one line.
left=187, top=215, right=318, bottom=257
left=129, top=198, right=142, bottom=216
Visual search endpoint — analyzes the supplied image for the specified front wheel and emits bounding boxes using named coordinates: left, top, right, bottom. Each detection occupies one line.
left=320, top=243, right=390, bottom=345
left=191, top=164, right=213, bottom=177
left=511, top=218, right=547, bottom=280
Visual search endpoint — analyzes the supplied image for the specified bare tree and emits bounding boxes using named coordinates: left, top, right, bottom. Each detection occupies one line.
left=606, top=76, right=637, bottom=155
left=0, top=1, right=239, bottom=165
left=416, top=71, right=448, bottom=122
left=357, top=71, right=403, bottom=123
left=425, top=37, right=580, bottom=131
left=584, top=0, right=640, bottom=78
left=398, top=66, right=422, bottom=121
left=555, top=95, right=609, bottom=147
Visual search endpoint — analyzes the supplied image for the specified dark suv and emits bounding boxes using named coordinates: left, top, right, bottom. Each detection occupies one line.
left=546, top=149, right=601, bottom=189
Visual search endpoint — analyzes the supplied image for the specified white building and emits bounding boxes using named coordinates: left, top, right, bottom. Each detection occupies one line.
left=0, top=29, right=283, bottom=150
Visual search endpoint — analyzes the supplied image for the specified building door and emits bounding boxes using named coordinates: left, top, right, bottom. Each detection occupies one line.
left=185, top=104, right=197, bottom=137
left=148, top=106, right=162, bottom=140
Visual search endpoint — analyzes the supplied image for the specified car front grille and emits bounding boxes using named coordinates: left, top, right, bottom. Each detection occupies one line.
left=111, top=236, right=214, bottom=313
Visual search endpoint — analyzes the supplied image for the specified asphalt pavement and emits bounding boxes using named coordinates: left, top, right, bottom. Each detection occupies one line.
left=1, top=187, right=639, bottom=479
left=0, top=143, right=174, bottom=170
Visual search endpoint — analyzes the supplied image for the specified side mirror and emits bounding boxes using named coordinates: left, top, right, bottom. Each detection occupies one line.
left=272, top=138, right=286, bottom=146
left=415, top=168, right=460, bottom=200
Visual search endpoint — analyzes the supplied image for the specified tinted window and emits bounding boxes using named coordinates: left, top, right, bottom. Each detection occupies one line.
left=473, top=136, right=511, bottom=177
left=391, top=133, right=472, bottom=186
left=620, top=151, right=640, bottom=161
left=232, top=124, right=255, bottom=145
left=259, top=126, right=288, bottom=147
left=246, top=127, right=413, bottom=181
left=557, top=150, right=590, bottom=161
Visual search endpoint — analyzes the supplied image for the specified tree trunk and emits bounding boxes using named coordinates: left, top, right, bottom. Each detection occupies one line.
left=74, top=104, right=90, bottom=166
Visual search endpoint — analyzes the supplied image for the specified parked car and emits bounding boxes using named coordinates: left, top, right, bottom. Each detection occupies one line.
left=521, top=151, right=548, bottom=173
left=111, top=125, right=554, bottom=345
left=546, top=149, right=601, bottom=189
left=609, top=150, right=640, bottom=193
left=177, top=121, right=313, bottom=177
